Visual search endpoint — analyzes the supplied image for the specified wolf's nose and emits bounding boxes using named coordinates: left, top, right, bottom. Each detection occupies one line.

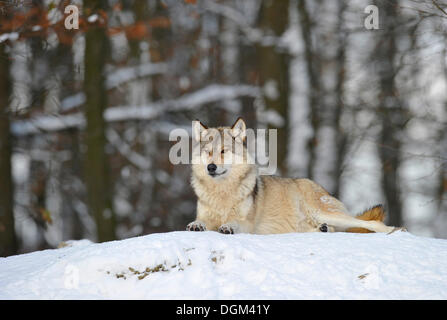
left=207, top=164, right=217, bottom=173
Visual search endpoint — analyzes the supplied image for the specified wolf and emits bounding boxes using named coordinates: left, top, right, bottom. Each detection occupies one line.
left=187, top=118, right=405, bottom=235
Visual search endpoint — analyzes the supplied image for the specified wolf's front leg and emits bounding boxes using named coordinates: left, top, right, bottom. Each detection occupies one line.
left=186, top=220, right=207, bottom=232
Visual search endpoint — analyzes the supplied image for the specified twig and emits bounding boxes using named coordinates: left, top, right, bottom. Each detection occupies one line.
left=431, top=0, right=447, bottom=16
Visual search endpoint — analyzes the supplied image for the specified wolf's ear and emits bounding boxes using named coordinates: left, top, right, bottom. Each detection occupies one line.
left=193, top=120, right=208, bottom=142
left=230, top=117, right=246, bottom=141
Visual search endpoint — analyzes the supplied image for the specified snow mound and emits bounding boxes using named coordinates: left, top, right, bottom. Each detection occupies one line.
left=1, top=231, right=447, bottom=299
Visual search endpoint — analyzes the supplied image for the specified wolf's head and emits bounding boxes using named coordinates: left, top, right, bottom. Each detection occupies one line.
left=192, top=117, right=254, bottom=180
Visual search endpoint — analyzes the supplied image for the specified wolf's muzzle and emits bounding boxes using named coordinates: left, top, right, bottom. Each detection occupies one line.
left=207, top=163, right=227, bottom=177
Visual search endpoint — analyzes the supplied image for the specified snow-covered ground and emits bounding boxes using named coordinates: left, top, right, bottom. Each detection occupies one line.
left=1, top=231, right=447, bottom=299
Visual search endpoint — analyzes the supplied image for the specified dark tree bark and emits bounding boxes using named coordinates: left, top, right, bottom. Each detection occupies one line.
left=332, top=0, right=348, bottom=198
left=149, top=0, right=172, bottom=101
left=83, top=0, right=116, bottom=242
left=257, top=0, right=290, bottom=175
left=0, top=42, right=18, bottom=256
left=52, top=27, right=82, bottom=240
left=29, top=1, right=47, bottom=111
left=238, top=14, right=258, bottom=130
left=375, top=1, right=404, bottom=227
left=435, top=37, right=447, bottom=237
left=297, top=0, right=321, bottom=180
left=27, top=2, right=50, bottom=247
left=435, top=127, right=447, bottom=237
left=61, top=129, right=84, bottom=241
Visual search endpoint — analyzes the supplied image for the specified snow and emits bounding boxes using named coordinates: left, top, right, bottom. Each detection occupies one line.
left=1, top=230, right=446, bottom=299
left=11, top=84, right=260, bottom=136
left=87, top=14, right=99, bottom=23
left=58, top=62, right=167, bottom=112
left=0, top=32, right=19, bottom=43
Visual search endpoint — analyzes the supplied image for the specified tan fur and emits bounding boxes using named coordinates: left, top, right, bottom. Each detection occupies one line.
left=187, top=119, right=405, bottom=235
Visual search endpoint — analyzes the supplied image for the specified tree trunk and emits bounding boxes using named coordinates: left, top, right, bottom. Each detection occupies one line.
left=332, top=0, right=348, bottom=198
left=257, top=0, right=290, bottom=175
left=435, top=127, right=447, bottom=237
left=376, top=1, right=404, bottom=227
left=297, top=0, right=321, bottom=180
left=150, top=0, right=172, bottom=101
left=0, top=42, right=18, bottom=256
left=29, top=1, right=47, bottom=111
left=435, top=37, right=447, bottom=237
left=61, top=129, right=84, bottom=241
left=83, top=0, right=116, bottom=242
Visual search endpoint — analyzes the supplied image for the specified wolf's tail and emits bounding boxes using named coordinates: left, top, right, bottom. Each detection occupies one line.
left=346, top=204, right=385, bottom=233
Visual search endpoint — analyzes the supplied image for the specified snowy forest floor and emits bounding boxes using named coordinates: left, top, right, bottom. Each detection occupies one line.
left=1, top=231, right=447, bottom=299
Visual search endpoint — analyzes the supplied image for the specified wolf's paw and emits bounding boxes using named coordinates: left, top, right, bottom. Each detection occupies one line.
left=218, top=224, right=234, bottom=235
left=186, top=221, right=206, bottom=232
left=319, top=223, right=328, bottom=233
